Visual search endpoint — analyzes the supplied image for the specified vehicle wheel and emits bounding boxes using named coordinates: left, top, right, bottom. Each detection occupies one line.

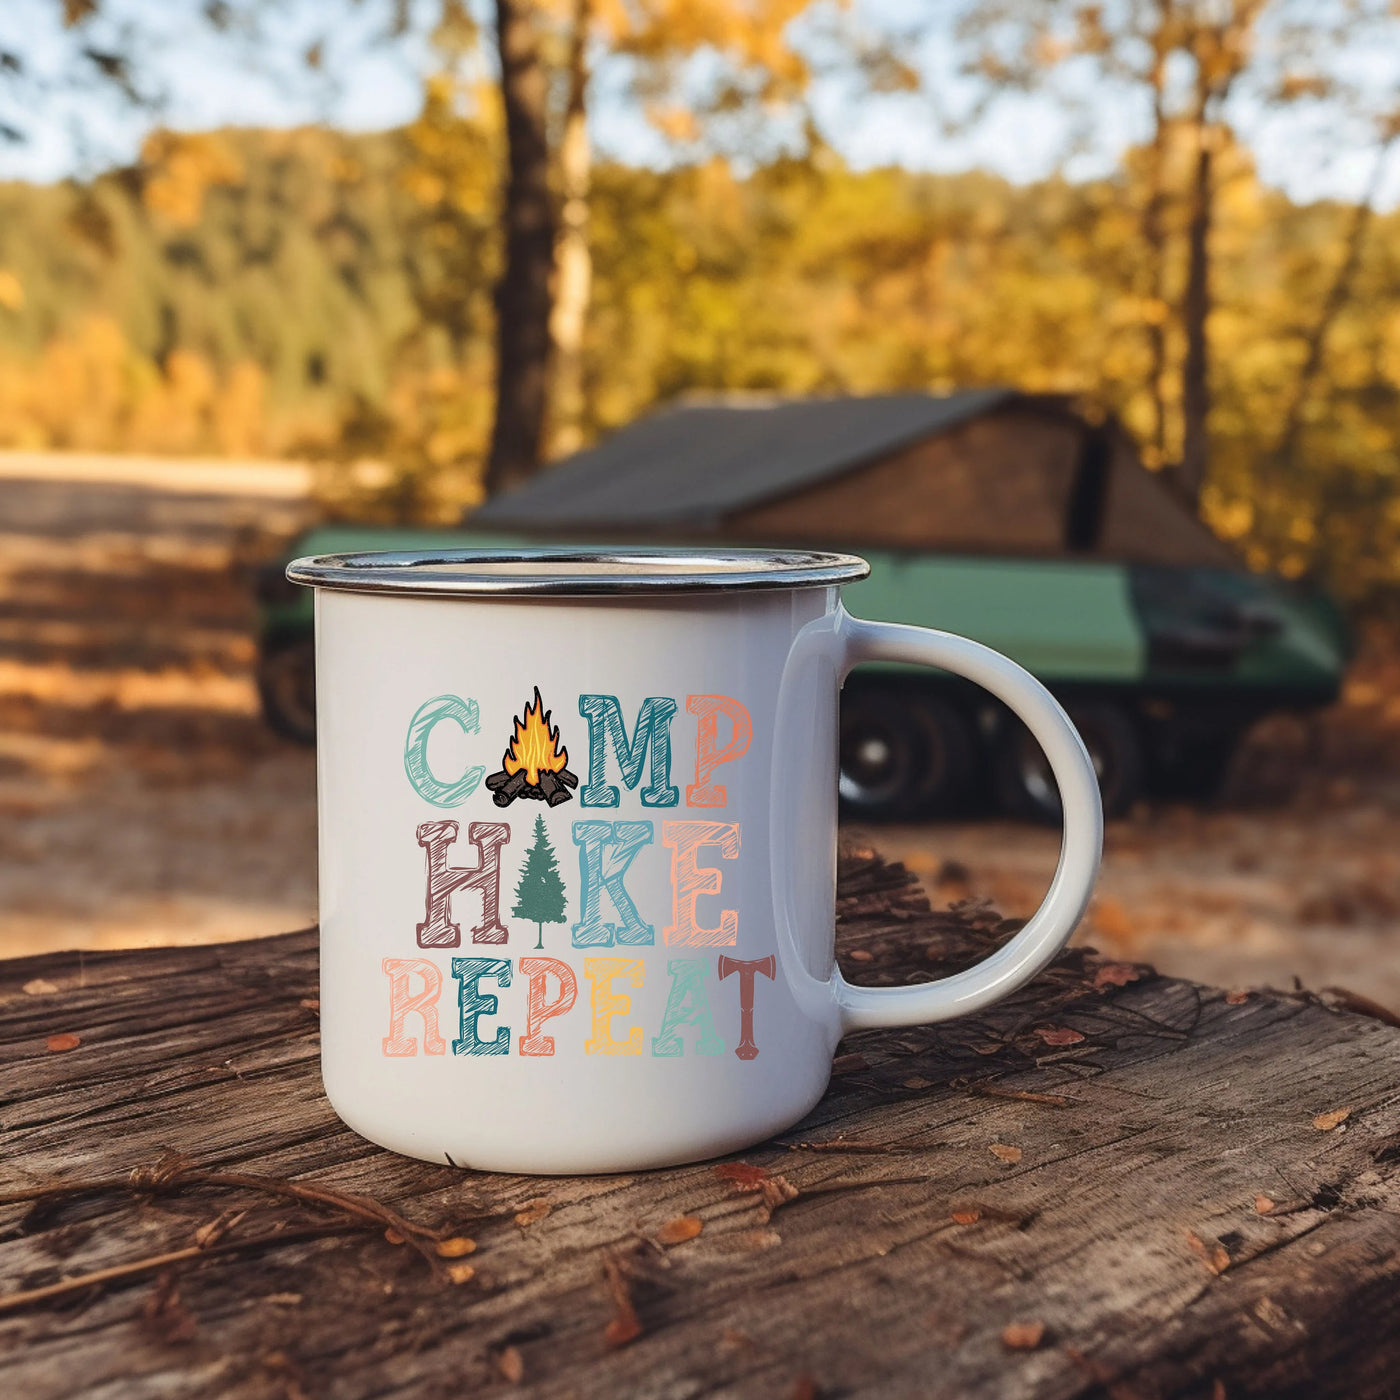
left=839, top=690, right=974, bottom=821
left=993, top=701, right=1143, bottom=822
left=257, top=637, right=317, bottom=745
left=908, top=694, right=977, bottom=817
left=1152, top=731, right=1241, bottom=801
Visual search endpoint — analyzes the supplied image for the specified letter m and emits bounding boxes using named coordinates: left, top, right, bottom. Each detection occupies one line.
left=416, top=820, right=510, bottom=948
left=578, top=695, right=678, bottom=807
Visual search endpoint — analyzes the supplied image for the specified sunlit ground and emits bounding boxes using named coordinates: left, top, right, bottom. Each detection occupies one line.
left=3, top=453, right=1400, bottom=1012
left=865, top=796, right=1400, bottom=1006
left=0, top=453, right=317, bottom=952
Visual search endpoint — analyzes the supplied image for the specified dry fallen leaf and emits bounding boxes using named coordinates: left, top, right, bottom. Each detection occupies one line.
left=655, top=1215, right=703, bottom=1245
left=757, top=1176, right=799, bottom=1222
left=714, top=1163, right=798, bottom=1220
left=1224, top=989, right=1250, bottom=1005
left=989, top=1144, right=1023, bottom=1164
left=1001, top=1320, right=1046, bottom=1350
left=495, top=1345, right=524, bottom=1384
left=714, top=1161, right=772, bottom=1189
left=383, top=1227, right=406, bottom=1245
left=445, top=1262, right=475, bottom=1285
left=1185, top=1230, right=1230, bottom=1276
left=45, top=1033, right=80, bottom=1053
left=1033, top=1025, right=1086, bottom=1046
left=514, top=1197, right=553, bottom=1226
left=1254, top=1194, right=1276, bottom=1215
left=1092, top=962, right=1142, bottom=990
left=951, top=1209, right=982, bottom=1225
left=602, top=1255, right=642, bottom=1348
left=299, top=998, right=320, bottom=1011
left=435, top=1236, right=476, bottom=1258
left=22, top=978, right=58, bottom=996
left=846, top=949, right=874, bottom=963
left=1313, top=1107, right=1351, bottom=1131
left=902, top=1076, right=933, bottom=1089
left=263, top=1293, right=303, bottom=1307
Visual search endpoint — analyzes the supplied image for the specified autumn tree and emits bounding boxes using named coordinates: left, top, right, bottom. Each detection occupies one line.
left=1173, top=1, right=1272, bottom=506
left=487, top=0, right=825, bottom=484
left=1275, top=116, right=1400, bottom=484
left=949, top=0, right=1377, bottom=506
left=546, top=0, right=593, bottom=457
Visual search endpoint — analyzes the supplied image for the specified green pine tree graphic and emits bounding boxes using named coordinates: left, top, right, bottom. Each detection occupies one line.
left=512, top=814, right=568, bottom=949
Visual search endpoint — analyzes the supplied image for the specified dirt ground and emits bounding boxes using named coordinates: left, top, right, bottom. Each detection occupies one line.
left=0, top=454, right=318, bottom=951
left=4, top=453, right=1400, bottom=1012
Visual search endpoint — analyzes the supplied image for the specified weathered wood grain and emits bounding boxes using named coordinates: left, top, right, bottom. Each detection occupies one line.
left=2, top=849, right=1398, bottom=1400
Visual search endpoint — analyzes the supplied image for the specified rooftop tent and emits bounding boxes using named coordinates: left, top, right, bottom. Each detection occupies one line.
left=470, top=390, right=1237, bottom=568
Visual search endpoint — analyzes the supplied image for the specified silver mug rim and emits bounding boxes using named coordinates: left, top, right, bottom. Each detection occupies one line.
left=286, top=545, right=871, bottom=597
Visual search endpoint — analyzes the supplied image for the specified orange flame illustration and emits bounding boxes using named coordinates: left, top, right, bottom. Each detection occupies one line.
left=502, top=687, right=568, bottom=786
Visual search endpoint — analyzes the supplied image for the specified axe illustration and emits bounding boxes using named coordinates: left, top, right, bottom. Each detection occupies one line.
left=717, top=955, right=776, bottom=1060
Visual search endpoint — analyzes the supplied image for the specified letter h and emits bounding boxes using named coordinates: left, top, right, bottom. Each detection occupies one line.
left=416, top=820, right=510, bottom=948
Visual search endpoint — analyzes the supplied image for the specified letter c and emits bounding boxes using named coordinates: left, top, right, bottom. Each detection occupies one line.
left=404, top=694, right=485, bottom=807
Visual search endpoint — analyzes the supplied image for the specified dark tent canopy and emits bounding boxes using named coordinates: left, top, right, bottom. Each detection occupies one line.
left=471, top=390, right=1236, bottom=568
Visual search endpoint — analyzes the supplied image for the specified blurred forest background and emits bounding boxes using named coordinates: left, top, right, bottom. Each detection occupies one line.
left=2, top=0, right=1399, bottom=597
left=6, top=1, right=1400, bottom=999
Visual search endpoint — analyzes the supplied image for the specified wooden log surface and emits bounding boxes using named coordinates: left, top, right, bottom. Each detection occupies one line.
left=2, top=847, right=1399, bottom=1399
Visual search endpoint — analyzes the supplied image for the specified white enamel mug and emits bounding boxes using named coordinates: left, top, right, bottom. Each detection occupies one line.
left=287, top=547, right=1102, bottom=1175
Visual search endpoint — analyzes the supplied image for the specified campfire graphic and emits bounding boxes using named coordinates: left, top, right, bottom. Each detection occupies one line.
left=485, top=688, right=580, bottom=808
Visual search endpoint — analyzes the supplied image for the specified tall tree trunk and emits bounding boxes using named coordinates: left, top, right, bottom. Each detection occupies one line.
left=1176, top=3, right=1266, bottom=508
left=548, top=0, right=592, bottom=460
left=1276, top=128, right=1398, bottom=476
left=1178, top=91, right=1214, bottom=509
left=1141, top=4, right=1172, bottom=468
left=485, top=0, right=555, bottom=497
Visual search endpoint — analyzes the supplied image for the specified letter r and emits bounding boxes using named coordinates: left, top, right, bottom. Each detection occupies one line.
left=382, top=958, right=446, bottom=1056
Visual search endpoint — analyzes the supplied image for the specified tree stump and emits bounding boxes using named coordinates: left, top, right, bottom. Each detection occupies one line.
left=2, top=846, right=1399, bottom=1398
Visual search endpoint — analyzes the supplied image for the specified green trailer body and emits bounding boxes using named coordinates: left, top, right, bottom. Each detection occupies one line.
left=845, top=555, right=1145, bottom=682
left=256, top=523, right=1349, bottom=819
left=256, top=388, right=1351, bottom=818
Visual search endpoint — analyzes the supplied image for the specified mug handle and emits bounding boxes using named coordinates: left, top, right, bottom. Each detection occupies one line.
left=777, top=609, right=1103, bottom=1035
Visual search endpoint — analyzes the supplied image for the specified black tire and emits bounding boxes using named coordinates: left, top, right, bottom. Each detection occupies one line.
left=1151, top=731, right=1241, bottom=801
left=257, top=636, right=317, bottom=745
left=908, top=693, right=978, bottom=817
left=993, top=701, right=1143, bottom=822
left=839, top=689, right=975, bottom=821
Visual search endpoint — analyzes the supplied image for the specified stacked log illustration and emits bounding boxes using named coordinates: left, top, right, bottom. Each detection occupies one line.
left=485, top=688, right=580, bottom=808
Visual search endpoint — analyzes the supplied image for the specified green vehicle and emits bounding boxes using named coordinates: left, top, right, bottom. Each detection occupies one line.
left=256, top=392, right=1350, bottom=820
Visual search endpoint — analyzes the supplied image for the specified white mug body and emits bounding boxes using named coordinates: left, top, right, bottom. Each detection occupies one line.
left=315, top=583, right=843, bottom=1174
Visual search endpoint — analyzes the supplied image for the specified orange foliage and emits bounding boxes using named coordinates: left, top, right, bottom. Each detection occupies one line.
left=0, top=317, right=269, bottom=457
left=140, top=131, right=245, bottom=227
